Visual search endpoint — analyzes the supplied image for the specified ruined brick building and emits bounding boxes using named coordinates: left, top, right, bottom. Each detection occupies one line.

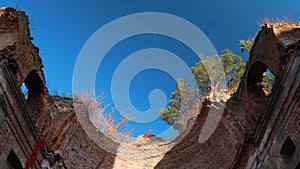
left=0, top=8, right=299, bottom=169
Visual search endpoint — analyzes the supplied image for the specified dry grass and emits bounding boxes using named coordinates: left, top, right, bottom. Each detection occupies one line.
left=257, top=14, right=297, bottom=27
left=73, top=92, right=134, bottom=142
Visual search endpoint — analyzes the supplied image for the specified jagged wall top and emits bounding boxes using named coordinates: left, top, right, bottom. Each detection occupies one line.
left=0, top=7, right=46, bottom=94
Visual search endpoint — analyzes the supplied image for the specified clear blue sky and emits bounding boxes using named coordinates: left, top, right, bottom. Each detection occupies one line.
left=1, top=0, right=299, bottom=139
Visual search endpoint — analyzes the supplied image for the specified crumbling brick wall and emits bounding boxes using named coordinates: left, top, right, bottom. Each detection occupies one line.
left=0, top=7, right=64, bottom=168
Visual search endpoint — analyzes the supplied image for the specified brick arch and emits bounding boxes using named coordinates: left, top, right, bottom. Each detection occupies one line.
left=243, top=61, right=271, bottom=124
left=21, top=69, right=48, bottom=126
left=248, top=25, right=286, bottom=77
left=247, top=61, right=268, bottom=88
left=246, top=60, right=276, bottom=95
left=22, top=70, right=47, bottom=101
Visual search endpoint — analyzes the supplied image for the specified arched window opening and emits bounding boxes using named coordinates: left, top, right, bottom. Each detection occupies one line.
left=280, top=136, right=296, bottom=163
left=20, top=70, right=45, bottom=119
left=20, top=70, right=44, bottom=103
left=23, top=71, right=43, bottom=102
left=247, top=61, right=275, bottom=97
left=7, top=150, right=23, bottom=169
left=247, top=61, right=267, bottom=98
